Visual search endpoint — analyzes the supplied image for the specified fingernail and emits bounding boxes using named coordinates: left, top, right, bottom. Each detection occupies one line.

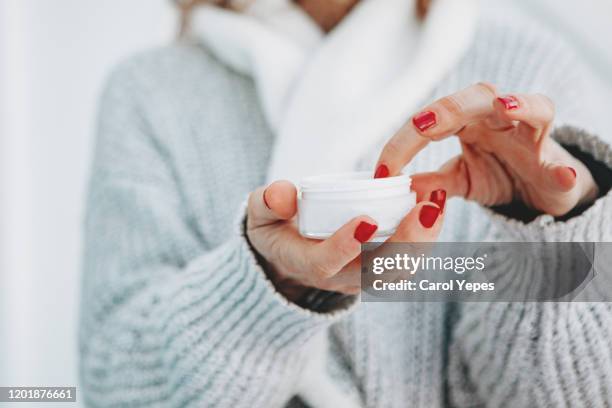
left=567, top=167, right=577, bottom=178
left=429, top=189, right=447, bottom=212
left=374, top=164, right=390, bottom=179
left=354, top=221, right=378, bottom=243
left=263, top=188, right=271, bottom=209
left=413, top=111, right=437, bottom=132
left=419, top=205, right=441, bottom=229
left=497, top=95, right=519, bottom=110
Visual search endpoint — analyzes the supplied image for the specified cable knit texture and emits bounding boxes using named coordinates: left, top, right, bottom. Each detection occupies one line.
left=81, top=8, right=612, bottom=408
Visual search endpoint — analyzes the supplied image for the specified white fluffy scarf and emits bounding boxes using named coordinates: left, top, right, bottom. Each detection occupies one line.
left=190, top=0, right=479, bottom=183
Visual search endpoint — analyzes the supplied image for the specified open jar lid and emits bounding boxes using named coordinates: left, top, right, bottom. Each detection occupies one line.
left=300, top=171, right=412, bottom=193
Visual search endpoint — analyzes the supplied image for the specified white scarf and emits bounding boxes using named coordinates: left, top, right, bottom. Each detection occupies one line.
left=190, top=0, right=480, bottom=184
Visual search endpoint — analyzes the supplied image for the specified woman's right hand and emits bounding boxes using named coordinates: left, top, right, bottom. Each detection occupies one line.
left=246, top=181, right=447, bottom=302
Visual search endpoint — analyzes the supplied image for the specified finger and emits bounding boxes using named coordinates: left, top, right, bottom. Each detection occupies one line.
left=363, top=201, right=445, bottom=287
left=247, top=180, right=297, bottom=227
left=532, top=162, right=582, bottom=217
left=375, top=82, right=498, bottom=177
left=388, top=200, right=445, bottom=243
left=306, top=216, right=378, bottom=280
left=494, top=93, right=555, bottom=135
left=543, top=162, right=578, bottom=193
left=530, top=136, right=596, bottom=208
left=533, top=160, right=597, bottom=216
left=411, top=156, right=469, bottom=201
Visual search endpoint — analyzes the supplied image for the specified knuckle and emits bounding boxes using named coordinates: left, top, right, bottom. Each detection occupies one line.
left=476, top=81, right=497, bottom=96
left=392, top=225, right=411, bottom=243
left=334, top=239, right=357, bottom=261
left=268, top=234, right=285, bottom=260
left=536, top=94, right=556, bottom=117
left=311, top=260, right=335, bottom=280
left=438, top=95, right=464, bottom=119
left=383, top=136, right=405, bottom=158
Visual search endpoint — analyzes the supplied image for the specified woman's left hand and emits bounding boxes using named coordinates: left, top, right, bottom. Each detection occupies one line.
left=374, top=82, right=599, bottom=216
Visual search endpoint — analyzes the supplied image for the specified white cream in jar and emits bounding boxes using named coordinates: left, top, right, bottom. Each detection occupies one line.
left=298, top=171, right=416, bottom=239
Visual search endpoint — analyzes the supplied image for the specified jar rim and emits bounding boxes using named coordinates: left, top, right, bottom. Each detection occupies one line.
left=299, top=171, right=411, bottom=193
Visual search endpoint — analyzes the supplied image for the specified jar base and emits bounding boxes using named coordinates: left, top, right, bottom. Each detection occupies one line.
left=300, top=228, right=396, bottom=241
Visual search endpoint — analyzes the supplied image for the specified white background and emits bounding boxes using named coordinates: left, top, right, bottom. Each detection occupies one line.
left=0, top=1, right=175, bottom=406
left=0, top=1, right=611, bottom=407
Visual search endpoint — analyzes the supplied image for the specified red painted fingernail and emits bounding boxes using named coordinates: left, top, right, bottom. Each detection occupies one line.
left=567, top=167, right=576, bottom=178
left=419, top=205, right=441, bottom=229
left=429, top=189, right=447, bottom=212
left=497, top=95, right=519, bottom=110
left=263, top=188, right=271, bottom=209
left=413, top=111, right=437, bottom=132
left=374, top=164, right=390, bottom=179
left=354, top=222, right=378, bottom=243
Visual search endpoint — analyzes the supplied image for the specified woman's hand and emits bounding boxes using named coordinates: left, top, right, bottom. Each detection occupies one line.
left=246, top=181, right=446, bottom=301
left=374, top=83, right=599, bottom=216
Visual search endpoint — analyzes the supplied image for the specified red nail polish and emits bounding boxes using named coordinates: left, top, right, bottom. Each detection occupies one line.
left=413, top=111, right=437, bottom=132
left=429, top=189, right=447, bottom=212
left=567, top=167, right=576, bottom=178
left=374, top=164, right=390, bottom=179
left=497, top=96, right=519, bottom=110
left=354, top=221, right=378, bottom=243
left=419, top=205, right=441, bottom=229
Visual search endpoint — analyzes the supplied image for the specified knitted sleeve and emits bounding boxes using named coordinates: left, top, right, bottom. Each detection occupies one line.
left=448, top=40, right=612, bottom=407
left=79, top=65, right=354, bottom=408
left=449, top=151, right=612, bottom=407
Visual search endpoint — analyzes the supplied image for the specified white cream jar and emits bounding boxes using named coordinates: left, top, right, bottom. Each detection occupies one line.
left=298, top=171, right=415, bottom=239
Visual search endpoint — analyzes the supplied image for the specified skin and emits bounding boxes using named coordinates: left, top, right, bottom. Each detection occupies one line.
left=294, top=0, right=360, bottom=32
left=376, top=83, right=599, bottom=215
left=246, top=3, right=599, bottom=298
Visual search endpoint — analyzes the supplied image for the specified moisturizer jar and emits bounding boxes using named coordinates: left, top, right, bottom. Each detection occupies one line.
left=298, top=171, right=416, bottom=240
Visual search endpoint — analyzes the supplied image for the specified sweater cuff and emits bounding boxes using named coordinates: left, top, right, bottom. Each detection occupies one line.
left=484, top=126, right=612, bottom=242
left=157, top=206, right=357, bottom=369
left=237, top=197, right=357, bottom=318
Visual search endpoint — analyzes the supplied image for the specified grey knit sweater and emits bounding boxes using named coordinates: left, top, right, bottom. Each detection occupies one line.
left=80, top=8, right=612, bottom=408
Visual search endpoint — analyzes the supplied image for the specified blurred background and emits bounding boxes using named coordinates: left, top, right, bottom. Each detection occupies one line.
left=0, top=0, right=611, bottom=407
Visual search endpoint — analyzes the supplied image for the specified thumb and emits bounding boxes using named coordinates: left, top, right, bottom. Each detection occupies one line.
left=247, top=180, right=298, bottom=228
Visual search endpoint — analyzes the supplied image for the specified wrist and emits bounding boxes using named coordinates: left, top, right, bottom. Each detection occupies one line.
left=264, top=266, right=311, bottom=303
left=244, top=218, right=310, bottom=303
